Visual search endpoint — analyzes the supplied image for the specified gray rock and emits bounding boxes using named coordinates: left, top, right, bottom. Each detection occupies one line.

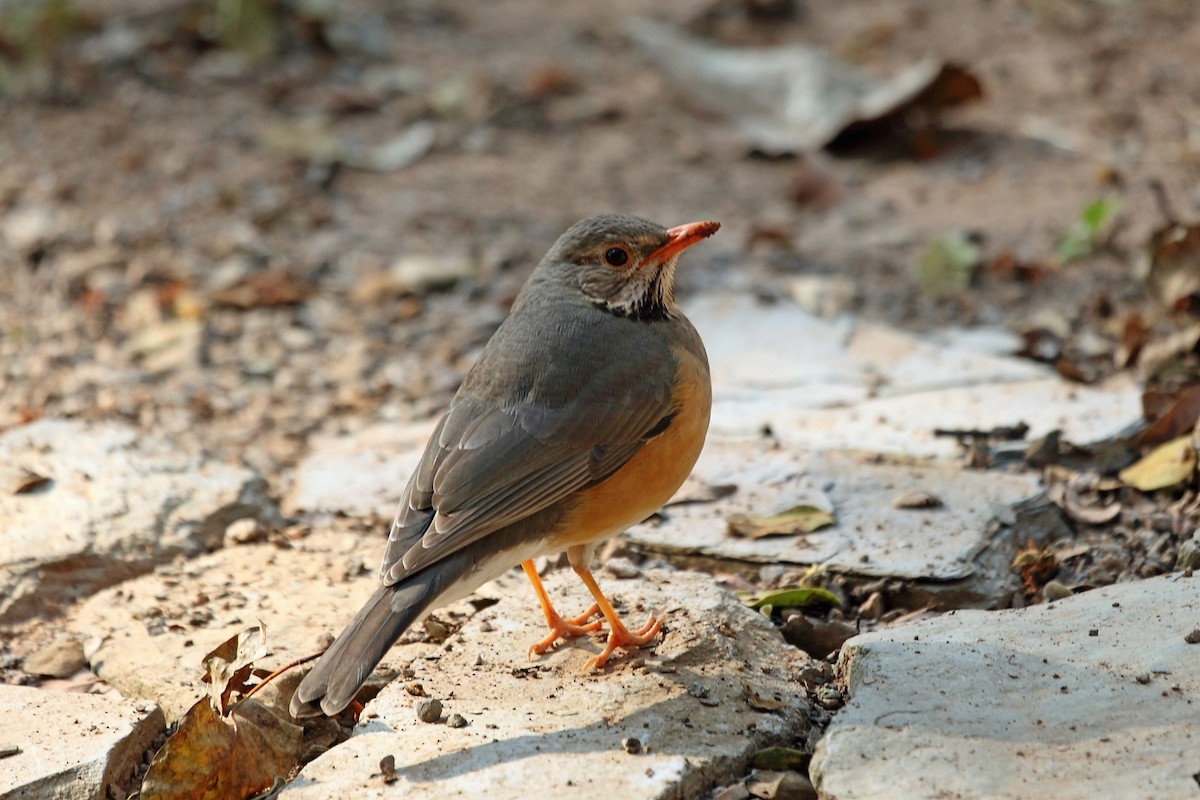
left=0, top=684, right=163, bottom=799
left=285, top=419, right=437, bottom=519
left=627, top=440, right=1044, bottom=604
left=280, top=570, right=812, bottom=799
left=1175, top=533, right=1200, bottom=571
left=684, top=293, right=1141, bottom=452
left=71, top=527, right=383, bottom=723
left=811, top=574, right=1200, bottom=799
left=414, top=698, right=442, bottom=723
left=0, top=419, right=276, bottom=624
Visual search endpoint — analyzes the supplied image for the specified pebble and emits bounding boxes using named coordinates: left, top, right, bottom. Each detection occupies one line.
left=415, top=698, right=442, bottom=723
left=223, top=518, right=266, bottom=546
left=604, top=557, right=642, bottom=579
left=446, top=713, right=467, bottom=728
left=23, top=638, right=86, bottom=678
left=622, top=736, right=642, bottom=755
left=1175, top=534, right=1200, bottom=571
left=1041, top=580, right=1073, bottom=602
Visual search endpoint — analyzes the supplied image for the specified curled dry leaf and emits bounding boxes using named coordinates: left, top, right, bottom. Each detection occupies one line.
left=142, top=626, right=303, bottom=800
left=1137, top=384, right=1200, bottom=449
left=1118, top=436, right=1197, bottom=492
left=202, top=625, right=268, bottom=714
left=1045, top=481, right=1122, bottom=526
left=1144, top=219, right=1200, bottom=313
left=727, top=505, right=834, bottom=539
left=11, top=468, right=51, bottom=495
left=140, top=695, right=302, bottom=800
left=625, top=18, right=981, bottom=153
left=1012, top=540, right=1057, bottom=597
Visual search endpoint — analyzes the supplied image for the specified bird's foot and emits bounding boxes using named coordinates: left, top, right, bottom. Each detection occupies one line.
left=583, top=613, right=662, bottom=672
left=528, top=603, right=604, bottom=659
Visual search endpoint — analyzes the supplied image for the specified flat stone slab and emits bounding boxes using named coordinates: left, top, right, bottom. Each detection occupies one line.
left=73, top=528, right=381, bottom=722
left=285, top=419, right=437, bottom=520
left=0, top=419, right=275, bottom=624
left=282, top=294, right=1136, bottom=596
left=811, top=574, right=1200, bottom=800
left=627, top=439, right=1041, bottom=586
left=282, top=570, right=811, bottom=800
left=0, top=685, right=164, bottom=800
left=687, top=293, right=1142, bottom=455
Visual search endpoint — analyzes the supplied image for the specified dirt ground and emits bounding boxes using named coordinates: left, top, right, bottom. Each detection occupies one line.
left=4, top=0, right=1199, bottom=479
left=3, top=0, right=1200, bottom=793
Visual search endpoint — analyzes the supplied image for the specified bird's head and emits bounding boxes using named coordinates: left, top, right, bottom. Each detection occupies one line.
left=539, top=214, right=720, bottom=321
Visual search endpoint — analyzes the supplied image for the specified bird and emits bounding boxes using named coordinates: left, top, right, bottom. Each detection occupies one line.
left=291, top=213, right=719, bottom=717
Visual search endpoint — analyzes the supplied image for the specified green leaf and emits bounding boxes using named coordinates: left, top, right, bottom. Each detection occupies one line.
left=738, top=587, right=841, bottom=611
left=752, top=747, right=812, bottom=771
left=1056, top=197, right=1119, bottom=263
left=916, top=231, right=980, bottom=298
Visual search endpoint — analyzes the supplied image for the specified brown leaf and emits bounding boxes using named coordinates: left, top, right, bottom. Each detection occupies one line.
left=727, top=505, right=834, bottom=539
left=1138, top=383, right=1200, bottom=449
left=1012, top=539, right=1057, bottom=597
left=202, top=626, right=268, bottom=714
left=1145, top=221, right=1200, bottom=312
left=140, top=695, right=302, bottom=800
left=1114, top=313, right=1148, bottom=369
left=209, top=270, right=314, bottom=310
left=12, top=469, right=51, bottom=495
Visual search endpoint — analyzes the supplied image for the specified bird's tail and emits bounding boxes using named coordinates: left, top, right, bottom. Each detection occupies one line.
left=290, top=565, right=456, bottom=717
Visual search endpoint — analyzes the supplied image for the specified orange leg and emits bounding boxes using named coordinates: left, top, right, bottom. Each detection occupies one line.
left=522, top=561, right=603, bottom=659
left=573, top=564, right=662, bottom=671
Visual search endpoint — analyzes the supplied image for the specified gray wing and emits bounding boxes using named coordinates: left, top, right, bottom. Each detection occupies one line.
left=379, top=359, right=676, bottom=585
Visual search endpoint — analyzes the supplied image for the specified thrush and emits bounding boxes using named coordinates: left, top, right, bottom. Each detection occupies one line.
left=291, top=214, right=718, bottom=717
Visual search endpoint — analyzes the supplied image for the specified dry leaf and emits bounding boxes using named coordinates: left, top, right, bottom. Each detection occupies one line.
left=140, top=695, right=302, bottom=800
left=141, top=625, right=302, bottom=800
left=209, top=270, right=314, bottom=310
left=1119, top=436, right=1197, bottom=492
left=626, top=18, right=981, bottom=153
left=1144, top=220, right=1200, bottom=313
left=12, top=469, right=51, bottom=495
left=727, top=505, right=835, bottom=538
left=1138, top=384, right=1200, bottom=449
left=1012, top=539, right=1057, bottom=597
left=202, top=626, right=268, bottom=714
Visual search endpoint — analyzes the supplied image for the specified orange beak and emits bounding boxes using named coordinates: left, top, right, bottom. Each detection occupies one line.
left=648, top=220, right=721, bottom=265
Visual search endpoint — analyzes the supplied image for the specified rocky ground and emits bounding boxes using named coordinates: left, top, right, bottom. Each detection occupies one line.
left=3, top=1, right=1200, bottom=798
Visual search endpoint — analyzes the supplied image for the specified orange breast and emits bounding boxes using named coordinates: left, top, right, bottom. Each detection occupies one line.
left=553, top=346, right=712, bottom=547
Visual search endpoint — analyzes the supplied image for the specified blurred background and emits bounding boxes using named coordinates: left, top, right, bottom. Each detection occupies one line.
left=1, top=0, right=1198, bottom=478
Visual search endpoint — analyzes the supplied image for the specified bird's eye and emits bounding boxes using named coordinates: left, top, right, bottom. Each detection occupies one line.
left=604, top=247, right=629, bottom=267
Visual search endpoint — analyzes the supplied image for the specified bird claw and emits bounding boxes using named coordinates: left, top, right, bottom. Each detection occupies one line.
left=582, top=613, right=662, bottom=672
left=528, top=603, right=604, bottom=658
